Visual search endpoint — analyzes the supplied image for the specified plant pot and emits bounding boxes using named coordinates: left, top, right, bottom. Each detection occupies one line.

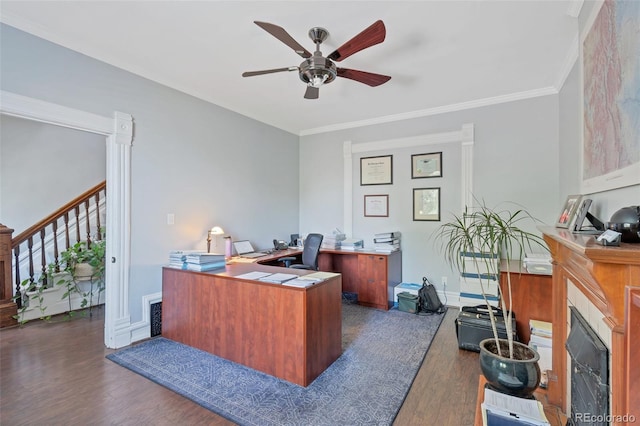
left=74, top=262, right=94, bottom=281
left=479, top=338, right=541, bottom=397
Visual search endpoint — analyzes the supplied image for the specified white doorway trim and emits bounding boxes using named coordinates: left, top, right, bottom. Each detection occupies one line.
left=1, top=90, right=133, bottom=349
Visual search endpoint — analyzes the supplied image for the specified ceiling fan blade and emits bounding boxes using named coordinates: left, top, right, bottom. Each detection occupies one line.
left=242, top=67, right=298, bottom=77
left=328, top=20, right=386, bottom=62
left=304, top=86, right=319, bottom=99
left=337, top=68, right=391, bottom=87
left=254, top=21, right=312, bottom=59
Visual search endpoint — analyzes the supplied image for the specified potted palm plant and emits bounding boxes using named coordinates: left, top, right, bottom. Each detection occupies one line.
left=435, top=200, right=548, bottom=396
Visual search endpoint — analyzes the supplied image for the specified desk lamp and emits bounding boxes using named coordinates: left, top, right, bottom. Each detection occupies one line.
left=207, top=226, right=225, bottom=253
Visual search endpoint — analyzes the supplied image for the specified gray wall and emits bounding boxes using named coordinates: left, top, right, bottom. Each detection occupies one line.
left=299, top=95, right=560, bottom=294
left=0, top=115, right=106, bottom=235
left=1, top=24, right=300, bottom=323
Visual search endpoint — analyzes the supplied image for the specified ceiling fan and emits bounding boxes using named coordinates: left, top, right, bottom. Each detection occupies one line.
left=242, top=20, right=391, bottom=99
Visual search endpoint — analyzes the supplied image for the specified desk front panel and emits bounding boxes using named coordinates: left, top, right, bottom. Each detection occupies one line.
left=255, top=248, right=402, bottom=310
left=162, top=266, right=342, bottom=386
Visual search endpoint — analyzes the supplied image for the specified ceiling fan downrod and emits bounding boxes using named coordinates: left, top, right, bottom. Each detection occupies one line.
left=299, top=27, right=336, bottom=88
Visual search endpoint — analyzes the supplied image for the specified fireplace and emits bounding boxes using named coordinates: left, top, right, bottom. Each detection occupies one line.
left=541, top=226, right=640, bottom=425
left=566, top=307, right=609, bottom=425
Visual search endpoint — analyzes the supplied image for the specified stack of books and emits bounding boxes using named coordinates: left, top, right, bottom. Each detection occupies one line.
left=185, top=252, right=226, bottom=271
left=322, top=232, right=346, bottom=249
left=340, top=238, right=364, bottom=251
left=373, top=231, right=401, bottom=253
left=167, top=250, right=201, bottom=269
left=168, top=251, right=226, bottom=272
left=529, top=319, right=553, bottom=389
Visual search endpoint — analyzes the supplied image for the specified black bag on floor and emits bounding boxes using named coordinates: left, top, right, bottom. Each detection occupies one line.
left=455, top=304, right=518, bottom=352
left=418, top=277, right=445, bottom=315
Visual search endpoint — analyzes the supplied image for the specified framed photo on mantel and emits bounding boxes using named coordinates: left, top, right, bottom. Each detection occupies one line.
left=556, top=194, right=582, bottom=229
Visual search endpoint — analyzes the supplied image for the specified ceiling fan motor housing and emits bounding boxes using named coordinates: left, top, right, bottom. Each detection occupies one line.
left=299, top=54, right=337, bottom=87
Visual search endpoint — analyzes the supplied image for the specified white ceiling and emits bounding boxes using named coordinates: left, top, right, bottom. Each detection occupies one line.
left=0, top=1, right=579, bottom=135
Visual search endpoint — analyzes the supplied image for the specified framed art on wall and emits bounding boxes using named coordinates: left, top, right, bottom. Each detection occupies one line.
left=364, top=195, right=389, bottom=217
left=581, top=0, right=640, bottom=193
left=413, top=188, right=440, bottom=221
left=411, top=152, right=442, bottom=178
left=360, top=155, right=393, bottom=185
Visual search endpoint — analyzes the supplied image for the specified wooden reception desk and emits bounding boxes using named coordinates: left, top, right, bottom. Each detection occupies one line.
left=162, top=263, right=342, bottom=387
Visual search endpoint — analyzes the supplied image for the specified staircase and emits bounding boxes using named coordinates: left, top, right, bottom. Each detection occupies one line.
left=0, top=181, right=106, bottom=327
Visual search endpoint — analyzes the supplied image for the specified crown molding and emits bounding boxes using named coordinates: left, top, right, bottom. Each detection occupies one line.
left=300, top=87, right=558, bottom=136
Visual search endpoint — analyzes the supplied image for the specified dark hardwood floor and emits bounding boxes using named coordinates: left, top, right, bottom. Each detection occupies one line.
left=0, top=306, right=480, bottom=425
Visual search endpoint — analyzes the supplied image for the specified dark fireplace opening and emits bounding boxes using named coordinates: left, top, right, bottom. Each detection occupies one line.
left=566, top=307, right=609, bottom=426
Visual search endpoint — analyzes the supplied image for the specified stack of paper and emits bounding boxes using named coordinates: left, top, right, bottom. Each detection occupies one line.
left=529, top=319, right=553, bottom=388
left=322, top=232, right=346, bottom=249
left=481, top=388, right=550, bottom=425
left=523, top=253, right=552, bottom=275
left=283, top=271, right=340, bottom=287
left=373, top=232, right=401, bottom=253
left=282, top=276, right=323, bottom=288
left=234, top=271, right=273, bottom=280
left=340, top=238, right=364, bottom=251
left=257, top=273, right=298, bottom=284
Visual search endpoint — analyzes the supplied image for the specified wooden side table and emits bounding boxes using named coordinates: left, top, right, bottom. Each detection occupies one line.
left=474, top=376, right=566, bottom=426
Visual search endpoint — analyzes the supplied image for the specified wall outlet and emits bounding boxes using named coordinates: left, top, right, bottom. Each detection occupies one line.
left=167, top=213, right=175, bottom=225
left=441, top=276, right=448, bottom=287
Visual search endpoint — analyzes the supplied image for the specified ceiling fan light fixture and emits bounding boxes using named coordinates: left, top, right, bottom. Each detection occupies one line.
left=299, top=56, right=337, bottom=88
left=309, top=73, right=328, bottom=88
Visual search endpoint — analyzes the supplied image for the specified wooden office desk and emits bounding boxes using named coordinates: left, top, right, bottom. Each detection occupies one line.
left=499, top=261, right=552, bottom=344
left=162, top=263, right=342, bottom=387
left=252, top=248, right=402, bottom=310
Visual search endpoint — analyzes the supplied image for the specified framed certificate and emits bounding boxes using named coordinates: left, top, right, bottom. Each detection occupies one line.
left=364, top=195, right=389, bottom=217
left=413, top=188, right=440, bottom=221
left=412, top=152, right=442, bottom=178
left=360, top=155, right=393, bottom=185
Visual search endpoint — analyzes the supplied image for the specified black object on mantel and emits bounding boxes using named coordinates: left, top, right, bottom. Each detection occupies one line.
left=607, top=206, right=640, bottom=243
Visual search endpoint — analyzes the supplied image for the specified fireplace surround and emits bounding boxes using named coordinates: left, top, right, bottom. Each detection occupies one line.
left=566, top=306, right=609, bottom=425
left=541, top=227, right=640, bottom=425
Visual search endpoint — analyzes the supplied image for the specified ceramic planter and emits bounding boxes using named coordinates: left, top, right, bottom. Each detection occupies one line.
left=479, top=338, right=541, bottom=397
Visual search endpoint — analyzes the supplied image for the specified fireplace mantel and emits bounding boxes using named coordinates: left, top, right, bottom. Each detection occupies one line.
left=541, top=226, right=640, bottom=424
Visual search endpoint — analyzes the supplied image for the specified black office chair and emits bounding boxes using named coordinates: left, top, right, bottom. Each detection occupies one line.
left=280, top=233, right=324, bottom=270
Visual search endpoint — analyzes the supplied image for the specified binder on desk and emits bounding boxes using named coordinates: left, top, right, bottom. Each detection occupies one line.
left=481, top=388, right=550, bottom=426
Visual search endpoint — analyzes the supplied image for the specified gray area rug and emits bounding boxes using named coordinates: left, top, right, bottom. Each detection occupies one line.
left=106, top=302, right=445, bottom=426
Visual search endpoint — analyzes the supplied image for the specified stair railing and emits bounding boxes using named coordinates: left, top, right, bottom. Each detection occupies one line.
left=9, top=181, right=106, bottom=307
